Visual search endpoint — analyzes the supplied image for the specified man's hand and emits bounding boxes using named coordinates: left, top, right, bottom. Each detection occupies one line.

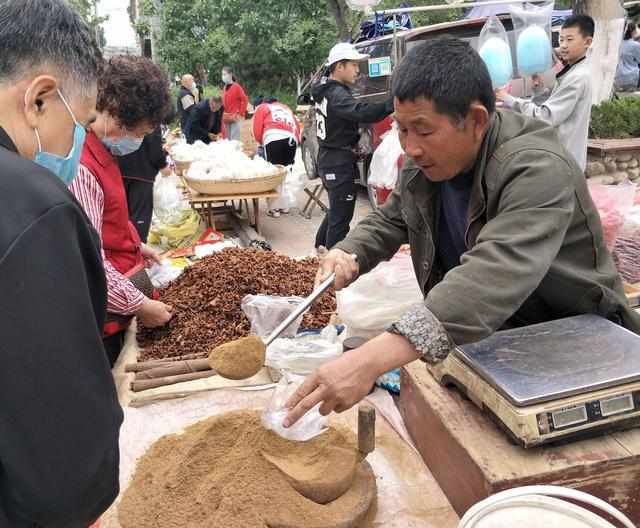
left=283, top=347, right=379, bottom=428
left=283, top=332, right=422, bottom=428
left=160, top=167, right=172, bottom=177
left=315, top=248, right=359, bottom=290
left=141, top=243, right=162, bottom=266
left=208, top=133, right=219, bottom=142
left=137, top=298, right=173, bottom=328
left=495, top=88, right=508, bottom=102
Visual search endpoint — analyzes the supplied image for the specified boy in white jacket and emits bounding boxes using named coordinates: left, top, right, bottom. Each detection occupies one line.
left=497, top=15, right=594, bottom=170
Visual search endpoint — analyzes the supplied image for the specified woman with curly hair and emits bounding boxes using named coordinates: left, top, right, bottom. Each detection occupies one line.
left=70, top=55, right=174, bottom=365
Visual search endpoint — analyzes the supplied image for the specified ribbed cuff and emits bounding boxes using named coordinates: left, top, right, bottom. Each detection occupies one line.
left=387, top=303, right=453, bottom=364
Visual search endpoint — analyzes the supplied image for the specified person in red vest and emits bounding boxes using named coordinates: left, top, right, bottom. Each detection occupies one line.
left=222, top=66, right=248, bottom=141
left=70, top=55, right=174, bottom=366
left=252, top=98, right=301, bottom=217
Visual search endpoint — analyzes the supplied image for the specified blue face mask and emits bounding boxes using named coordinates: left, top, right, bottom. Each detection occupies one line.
left=32, top=89, right=86, bottom=186
left=102, top=134, right=144, bottom=157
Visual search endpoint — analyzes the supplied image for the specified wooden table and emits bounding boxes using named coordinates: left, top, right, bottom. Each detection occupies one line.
left=398, top=360, right=640, bottom=522
left=188, top=190, right=278, bottom=235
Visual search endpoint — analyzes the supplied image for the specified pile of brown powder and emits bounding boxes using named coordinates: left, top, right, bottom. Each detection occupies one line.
left=208, top=335, right=266, bottom=380
left=118, top=411, right=375, bottom=528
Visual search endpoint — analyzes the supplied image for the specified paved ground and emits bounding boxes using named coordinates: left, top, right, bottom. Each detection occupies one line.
left=255, top=150, right=373, bottom=257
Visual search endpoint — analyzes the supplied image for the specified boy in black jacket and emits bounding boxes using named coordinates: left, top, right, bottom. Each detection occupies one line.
left=312, top=42, right=394, bottom=249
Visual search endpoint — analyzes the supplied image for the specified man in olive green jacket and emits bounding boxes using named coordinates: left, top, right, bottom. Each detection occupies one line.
left=284, top=37, right=640, bottom=428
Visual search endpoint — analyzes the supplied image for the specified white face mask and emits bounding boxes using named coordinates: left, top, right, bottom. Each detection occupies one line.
left=222, top=73, right=232, bottom=85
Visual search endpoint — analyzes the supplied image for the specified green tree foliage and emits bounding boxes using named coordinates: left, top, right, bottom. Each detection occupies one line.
left=67, top=0, right=107, bottom=47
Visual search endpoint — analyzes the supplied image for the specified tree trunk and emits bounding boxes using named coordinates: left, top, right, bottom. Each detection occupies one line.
left=326, top=0, right=351, bottom=42
left=572, top=0, right=625, bottom=17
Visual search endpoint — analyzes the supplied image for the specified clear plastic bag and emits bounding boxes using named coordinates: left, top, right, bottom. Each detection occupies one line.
left=153, top=174, right=190, bottom=225
left=261, top=372, right=327, bottom=441
left=368, top=126, right=403, bottom=190
left=509, top=2, right=554, bottom=77
left=268, top=165, right=307, bottom=211
left=588, top=180, right=636, bottom=251
left=266, top=325, right=342, bottom=375
left=241, top=294, right=306, bottom=339
left=336, top=249, right=424, bottom=339
left=478, top=16, right=514, bottom=89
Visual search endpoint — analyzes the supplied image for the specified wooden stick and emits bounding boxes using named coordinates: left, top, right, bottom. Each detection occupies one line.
left=135, top=359, right=211, bottom=380
left=358, top=405, right=376, bottom=456
left=130, top=370, right=217, bottom=392
left=125, top=352, right=209, bottom=372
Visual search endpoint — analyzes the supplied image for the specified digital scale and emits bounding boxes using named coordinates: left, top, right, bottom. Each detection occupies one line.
left=428, top=315, right=640, bottom=448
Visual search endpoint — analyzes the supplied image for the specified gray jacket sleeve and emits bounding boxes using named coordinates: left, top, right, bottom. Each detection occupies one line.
left=504, top=75, right=584, bottom=128
left=392, top=149, right=576, bottom=362
left=334, top=186, right=409, bottom=274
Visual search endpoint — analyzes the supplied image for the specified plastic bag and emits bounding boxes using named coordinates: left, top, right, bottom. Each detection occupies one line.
left=268, top=165, right=307, bottom=211
left=613, top=205, right=640, bottom=283
left=509, top=2, right=554, bottom=76
left=241, top=294, right=306, bottom=339
left=153, top=174, right=189, bottom=225
left=261, top=372, right=327, bottom=441
left=588, top=180, right=636, bottom=250
left=336, top=249, right=424, bottom=340
left=148, top=209, right=203, bottom=250
left=147, top=259, right=186, bottom=289
left=478, top=16, right=514, bottom=89
left=368, top=126, right=403, bottom=190
left=266, top=325, right=342, bottom=375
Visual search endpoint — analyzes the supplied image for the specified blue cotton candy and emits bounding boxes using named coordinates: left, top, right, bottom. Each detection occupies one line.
left=517, top=25, right=552, bottom=76
left=479, top=37, right=513, bottom=88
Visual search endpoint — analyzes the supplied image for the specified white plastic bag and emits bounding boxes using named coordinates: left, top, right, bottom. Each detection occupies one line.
left=478, top=16, right=513, bottom=89
left=337, top=249, right=424, bottom=339
left=268, top=165, right=307, bottom=211
left=368, top=126, right=403, bottom=190
left=153, top=174, right=189, bottom=225
left=241, top=294, right=306, bottom=339
left=509, top=2, right=554, bottom=76
left=147, top=259, right=186, bottom=289
left=261, top=372, right=327, bottom=441
left=266, top=325, right=342, bottom=375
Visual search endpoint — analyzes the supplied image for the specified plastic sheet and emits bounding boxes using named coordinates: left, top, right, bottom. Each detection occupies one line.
left=147, top=259, right=185, bottom=289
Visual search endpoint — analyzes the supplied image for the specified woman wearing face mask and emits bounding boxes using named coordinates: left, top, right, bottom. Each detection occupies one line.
left=70, top=55, right=174, bottom=366
left=221, top=66, right=249, bottom=141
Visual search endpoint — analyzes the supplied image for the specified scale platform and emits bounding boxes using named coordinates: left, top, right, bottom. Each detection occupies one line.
left=429, top=315, right=640, bottom=447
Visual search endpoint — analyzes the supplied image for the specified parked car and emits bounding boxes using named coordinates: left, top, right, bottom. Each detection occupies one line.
left=298, top=16, right=560, bottom=208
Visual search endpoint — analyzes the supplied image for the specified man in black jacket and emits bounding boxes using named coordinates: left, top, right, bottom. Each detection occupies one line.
left=0, top=1, right=123, bottom=526
left=177, top=73, right=199, bottom=132
left=185, top=96, right=224, bottom=144
left=312, top=42, right=394, bottom=249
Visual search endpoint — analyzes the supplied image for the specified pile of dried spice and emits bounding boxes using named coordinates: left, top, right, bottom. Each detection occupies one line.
left=137, top=249, right=336, bottom=361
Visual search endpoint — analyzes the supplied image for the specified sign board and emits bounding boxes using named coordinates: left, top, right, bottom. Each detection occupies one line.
left=368, top=56, right=392, bottom=78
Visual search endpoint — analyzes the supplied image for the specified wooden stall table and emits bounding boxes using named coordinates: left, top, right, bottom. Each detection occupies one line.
left=188, top=189, right=278, bottom=235
left=398, top=360, right=640, bottom=523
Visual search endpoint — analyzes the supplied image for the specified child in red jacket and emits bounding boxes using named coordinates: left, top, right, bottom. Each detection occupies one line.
left=222, top=66, right=248, bottom=141
left=252, top=99, right=301, bottom=217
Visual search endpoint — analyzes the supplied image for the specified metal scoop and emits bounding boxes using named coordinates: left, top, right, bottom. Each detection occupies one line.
left=209, top=273, right=336, bottom=380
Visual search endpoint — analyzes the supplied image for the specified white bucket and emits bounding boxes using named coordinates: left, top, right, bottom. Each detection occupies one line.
left=459, top=486, right=636, bottom=528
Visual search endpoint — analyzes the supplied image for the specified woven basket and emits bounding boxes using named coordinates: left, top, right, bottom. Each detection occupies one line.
left=184, top=166, right=286, bottom=196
